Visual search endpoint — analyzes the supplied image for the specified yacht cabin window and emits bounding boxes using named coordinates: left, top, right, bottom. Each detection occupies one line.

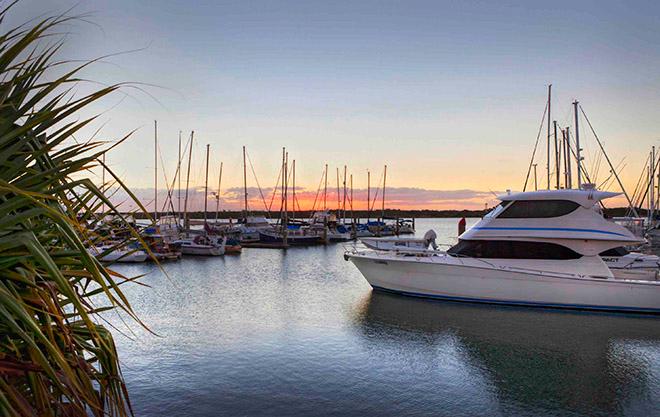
left=599, top=247, right=629, bottom=257
left=447, top=240, right=582, bottom=260
left=498, top=199, right=580, bottom=219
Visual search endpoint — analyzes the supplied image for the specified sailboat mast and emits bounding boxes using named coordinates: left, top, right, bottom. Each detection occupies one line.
left=215, top=162, right=223, bottom=222
left=243, top=146, right=248, bottom=219
left=573, top=100, right=582, bottom=189
left=292, top=159, right=296, bottom=221
left=336, top=167, right=340, bottom=212
left=284, top=150, right=288, bottom=246
left=101, top=153, right=105, bottom=213
left=561, top=129, right=569, bottom=188
left=204, top=144, right=210, bottom=223
left=381, top=165, right=387, bottom=223
left=350, top=173, right=354, bottom=225
left=564, top=126, right=573, bottom=189
left=183, top=131, right=194, bottom=229
left=553, top=120, right=559, bottom=189
left=546, top=84, right=551, bottom=190
left=367, top=170, right=370, bottom=222
left=154, top=120, right=158, bottom=222
left=342, top=165, right=347, bottom=224
left=532, top=163, right=538, bottom=191
left=323, top=164, right=328, bottom=210
left=178, top=130, right=182, bottom=216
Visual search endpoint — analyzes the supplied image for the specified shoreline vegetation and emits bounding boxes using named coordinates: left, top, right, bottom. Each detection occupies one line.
left=129, top=206, right=639, bottom=220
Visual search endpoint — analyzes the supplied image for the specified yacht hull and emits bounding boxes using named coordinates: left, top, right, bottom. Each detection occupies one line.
left=348, top=253, right=660, bottom=313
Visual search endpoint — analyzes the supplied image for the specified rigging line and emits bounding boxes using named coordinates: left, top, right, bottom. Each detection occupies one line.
left=629, top=154, right=650, bottom=210
left=245, top=150, right=271, bottom=214
left=597, top=158, right=626, bottom=190
left=370, top=170, right=384, bottom=213
left=633, top=152, right=659, bottom=213
left=160, top=134, right=192, bottom=214
left=579, top=105, right=638, bottom=216
left=268, top=163, right=283, bottom=213
left=308, top=168, right=325, bottom=218
left=523, top=100, right=549, bottom=192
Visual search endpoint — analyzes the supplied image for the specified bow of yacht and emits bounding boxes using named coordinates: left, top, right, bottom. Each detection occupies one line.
left=346, top=188, right=660, bottom=313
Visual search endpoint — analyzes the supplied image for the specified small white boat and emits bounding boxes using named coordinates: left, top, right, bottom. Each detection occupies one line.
left=88, top=243, right=148, bottom=263
left=174, top=234, right=225, bottom=256
left=360, top=230, right=437, bottom=252
left=346, top=189, right=660, bottom=313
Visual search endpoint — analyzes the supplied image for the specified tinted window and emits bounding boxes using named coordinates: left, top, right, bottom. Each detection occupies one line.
left=447, top=239, right=582, bottom=260
left=498, top=200, right=580, bottom=218
left=599, top=247, right=629, bottom=257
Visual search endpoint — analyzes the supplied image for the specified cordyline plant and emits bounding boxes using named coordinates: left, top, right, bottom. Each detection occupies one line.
left=0, top=4, right=151, bottom=417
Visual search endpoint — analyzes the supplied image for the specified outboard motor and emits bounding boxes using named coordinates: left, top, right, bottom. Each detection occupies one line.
left=423, top=229, right=438, bottom=250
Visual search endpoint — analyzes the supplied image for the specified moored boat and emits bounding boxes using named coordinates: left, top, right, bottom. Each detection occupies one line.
left=346, top=188, right=660, bottom=313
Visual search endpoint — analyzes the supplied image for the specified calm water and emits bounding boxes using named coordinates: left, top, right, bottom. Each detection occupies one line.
left=110, top=218, right=660, bottom=417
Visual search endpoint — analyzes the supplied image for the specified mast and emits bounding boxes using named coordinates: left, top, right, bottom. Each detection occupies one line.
left=350, top=173, right=354, bottom=227
left=532, top=163, right=538, bottom=191
left=242, top=146, right=248, bottom=219
left=336, top=167, right=340, bottom=212
left=553, top=120, right=559, bottom=189
left=215, top=162, right=223, bottom=222
left=561, top=129, right=568, bottom=188
left=367, top=170, right=370, bottom=222
left=292, top=159, right=296, bottom=221
left=323, top=164, right=328, bottom=210
left=178, top=130, right=182, bottom=217
left=573, top=100, right=582, bottom=189
left=101, top=153, right=105, bottom=213
left=546, top=84, right=551, bottom=190
left=183, top=131, right=194, bottom=230
left=204, top=144, right=210, bottom=224
left=342, top=165, right=347, bottom=225
left=651, top=146, right=656, bottom=224
left=154, top=120, right=158, bottom=222
left=564, top=126, right=573, bottom=189
left=283, top=150, right=288, bottom=246
left=381, top=165, right=387, bottom=224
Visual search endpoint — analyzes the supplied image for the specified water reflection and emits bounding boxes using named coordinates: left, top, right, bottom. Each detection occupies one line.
left=352, top=292, right=660, bottom=417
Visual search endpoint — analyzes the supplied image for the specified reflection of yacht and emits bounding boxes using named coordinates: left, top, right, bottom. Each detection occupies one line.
left=354, top=291, right=660, bottom=416
left=346, top=189, right=660, bottom=313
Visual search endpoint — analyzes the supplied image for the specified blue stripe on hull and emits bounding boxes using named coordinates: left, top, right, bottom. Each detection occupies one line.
left=473, top=226, right=626, bottom=236
left=370, top=285, right=660, bottom=315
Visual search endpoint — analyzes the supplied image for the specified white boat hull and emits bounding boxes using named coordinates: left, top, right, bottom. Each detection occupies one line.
left=180, top=245, right=224, bottom=256
left=348, top=253, right=660, bottom=313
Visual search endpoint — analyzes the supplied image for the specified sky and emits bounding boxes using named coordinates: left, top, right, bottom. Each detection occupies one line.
left=8, top=0, right=660, bottom=211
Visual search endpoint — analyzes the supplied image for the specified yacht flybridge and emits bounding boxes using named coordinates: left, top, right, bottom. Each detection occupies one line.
left=345, top=188, right=660, bottom=313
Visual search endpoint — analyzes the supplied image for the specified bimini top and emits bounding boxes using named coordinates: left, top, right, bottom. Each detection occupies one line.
left=462, top=188, right=642, bottom=255
left=497, top=189, right=620, bottom=208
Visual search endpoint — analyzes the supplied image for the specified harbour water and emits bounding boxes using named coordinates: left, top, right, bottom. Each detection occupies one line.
left=110, top=218, right=660, bottom=417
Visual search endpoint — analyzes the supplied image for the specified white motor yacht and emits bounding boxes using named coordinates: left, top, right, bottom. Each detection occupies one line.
left=345, top=189, right=660, bottom=313
left=173, top=234, right=226, bottom=256
left=88, top=242, right=148, bottom=263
